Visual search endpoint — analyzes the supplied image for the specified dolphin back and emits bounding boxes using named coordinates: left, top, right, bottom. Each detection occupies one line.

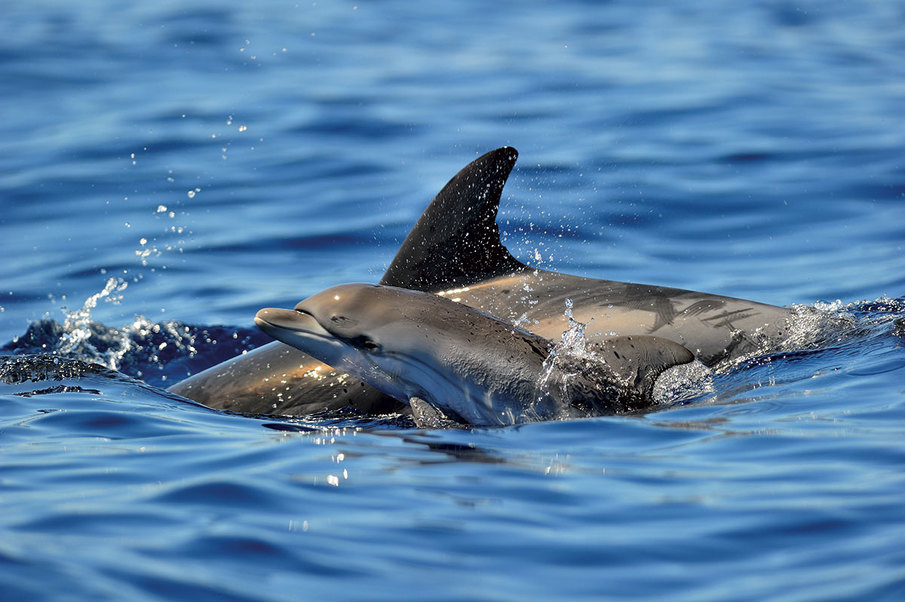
left=546, top=335, right=696, bottom=417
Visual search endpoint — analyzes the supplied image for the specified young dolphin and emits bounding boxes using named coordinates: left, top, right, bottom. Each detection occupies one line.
left=254, top=284, right=695, bottom=427
left=169, top=147, right=794, bottom=417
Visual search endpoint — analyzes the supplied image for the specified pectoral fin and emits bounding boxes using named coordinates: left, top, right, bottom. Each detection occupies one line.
left=409, top=397, right=468, bottom=430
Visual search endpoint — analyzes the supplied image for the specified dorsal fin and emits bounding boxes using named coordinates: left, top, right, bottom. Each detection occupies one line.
left=380, top=146, right=527, bottom=291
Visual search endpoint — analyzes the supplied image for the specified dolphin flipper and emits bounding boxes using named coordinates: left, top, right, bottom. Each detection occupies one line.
left=381, top=147, right=526, bottom=291
left=409, top=397, right=468, bottom=430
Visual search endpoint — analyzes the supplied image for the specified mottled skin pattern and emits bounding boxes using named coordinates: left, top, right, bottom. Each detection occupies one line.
left=168, top=146, right=793, bottom=417
left=437, top=271, right=791, bottom=367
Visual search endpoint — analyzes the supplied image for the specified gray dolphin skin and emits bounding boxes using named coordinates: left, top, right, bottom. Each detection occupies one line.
left=168, top=146, right=794, bottom=417
left=255, top=284, right=696, bottom=427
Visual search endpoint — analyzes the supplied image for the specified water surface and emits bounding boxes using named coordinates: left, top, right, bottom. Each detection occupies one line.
left=2, top=1, right=904, bottom=600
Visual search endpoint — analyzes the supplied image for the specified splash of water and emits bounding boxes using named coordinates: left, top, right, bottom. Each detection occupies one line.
left=35, top=278, right=204, bottom=376
left=560, top=297, right=588, bottom=353
left=651, top=361, right=714, bottom=405
left=57, top=277, right=130, bottom=365
left=715, top=301, right=862, bottom=374
left=535, top=298, right=592, bottom=408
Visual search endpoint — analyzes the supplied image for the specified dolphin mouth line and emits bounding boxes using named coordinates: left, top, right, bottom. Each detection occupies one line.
left=290, top=308, right=333, bottom=335
left=254, top=308, right=334, bottom=343
left=252, top=315, right=276, bottom=330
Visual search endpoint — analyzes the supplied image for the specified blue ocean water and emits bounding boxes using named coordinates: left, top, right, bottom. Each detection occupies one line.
left=2, top=1, right=905, bottom=600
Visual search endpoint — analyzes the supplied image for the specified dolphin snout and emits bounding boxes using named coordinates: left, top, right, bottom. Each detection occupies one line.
left=254, top=308, right=312, bottom=332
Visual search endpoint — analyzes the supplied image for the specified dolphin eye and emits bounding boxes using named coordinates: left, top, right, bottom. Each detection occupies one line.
left=354, top=336, right=379, bottom=352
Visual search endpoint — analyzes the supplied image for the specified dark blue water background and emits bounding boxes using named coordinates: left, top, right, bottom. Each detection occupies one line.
left=2, top=1, right=905, bottom=600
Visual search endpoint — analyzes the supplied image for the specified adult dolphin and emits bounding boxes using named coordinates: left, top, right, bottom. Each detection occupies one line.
left=168, top=146, right=794, bottom=416
left=255, top=284, right=696, bottom=427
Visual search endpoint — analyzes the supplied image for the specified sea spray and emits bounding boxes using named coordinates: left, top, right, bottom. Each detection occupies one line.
left=535, top=298, right=592, bottom=410
left=57, top=277, right=131, bottom=367
left=5, top=277, right=266, bottom=382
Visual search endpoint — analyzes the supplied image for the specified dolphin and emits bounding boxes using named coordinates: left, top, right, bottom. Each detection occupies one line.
left=168, top=146, right=794, bottom=416
left=254, top=284, right=696, bottom=427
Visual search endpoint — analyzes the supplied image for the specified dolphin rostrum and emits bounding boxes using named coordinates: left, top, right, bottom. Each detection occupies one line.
left=168, top=147, right=794, bottom=417
left=255, top=284, right=696, bottom=427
